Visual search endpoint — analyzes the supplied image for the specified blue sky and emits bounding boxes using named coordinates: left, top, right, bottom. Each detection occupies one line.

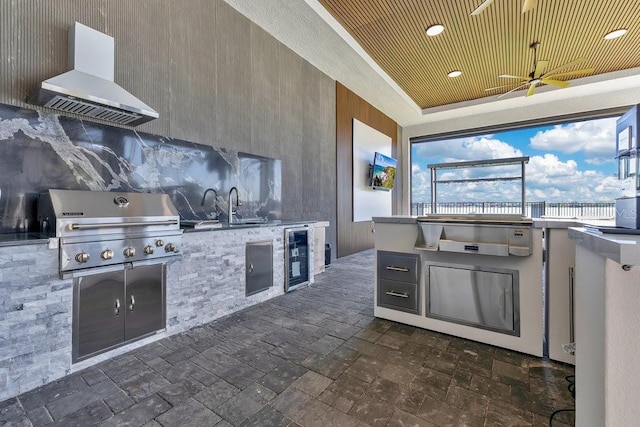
left=411, top=116, right=620, bottom=203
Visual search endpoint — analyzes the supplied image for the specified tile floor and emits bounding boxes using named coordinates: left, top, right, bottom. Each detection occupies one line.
left=0, top=249, right=575, bottom=426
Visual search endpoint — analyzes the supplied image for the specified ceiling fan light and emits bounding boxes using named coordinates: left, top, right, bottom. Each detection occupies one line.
left=447, top=70, right=462, bottom=78
left=426, top=24, right=445, bottom=36
left=604, top=29, right=628, bottom=40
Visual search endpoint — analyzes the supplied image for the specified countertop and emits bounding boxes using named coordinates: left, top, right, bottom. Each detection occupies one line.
left=180, top=219, right=317, bottom=233
left=0, top=232, right=51, bottom=248
left=569, top=227, right=640, bottom=265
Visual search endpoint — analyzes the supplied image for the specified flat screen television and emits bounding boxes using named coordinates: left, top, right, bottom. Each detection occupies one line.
left=371, top=151, right=397, bottom=191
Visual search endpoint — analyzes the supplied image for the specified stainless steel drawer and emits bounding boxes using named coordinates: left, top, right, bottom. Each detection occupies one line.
left=378, top=279, right=419, bottom=314
left=377, top=251, right=419, bottom=283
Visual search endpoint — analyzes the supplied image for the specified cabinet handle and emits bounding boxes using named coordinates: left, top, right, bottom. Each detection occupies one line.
left=386, top=291, right=409, bottom=298
left=114, top=298, right=120, bottom=316
left=248, top=263, right=254, bottom=274
left=501, top=288, right=507, bottom=320
left=129, top=295, right=135, bottom=312
left=569, top=267, right=575, bottom=343
left=386, top=266, right=409, bottom=272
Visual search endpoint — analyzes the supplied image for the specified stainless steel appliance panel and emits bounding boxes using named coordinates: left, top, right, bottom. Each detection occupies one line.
left=246, top=241, right=273, bottom=296
left=377, top=251, right=420, bottom=283
left=75, top=270, right=125, bottom=360
left=427, top=263, right=520, bottom=336
left=378, top=279, right=419, bottom=314
left=124, top=264, right=166, bottom=341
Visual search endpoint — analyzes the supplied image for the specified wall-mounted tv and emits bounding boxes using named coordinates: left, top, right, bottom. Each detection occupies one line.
left=371, top=151, right=397, bottom=191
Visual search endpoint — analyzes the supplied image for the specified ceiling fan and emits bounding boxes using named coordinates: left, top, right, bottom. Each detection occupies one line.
left=485, top=42, right=595, bottom=98
left=471, top=0, right=537, bottom=15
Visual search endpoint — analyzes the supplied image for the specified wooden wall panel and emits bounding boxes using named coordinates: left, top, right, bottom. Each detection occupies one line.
left=336, top=82, right=400, bottom=258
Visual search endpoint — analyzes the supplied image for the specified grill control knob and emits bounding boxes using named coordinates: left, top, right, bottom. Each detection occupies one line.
left=101, top=249, right=115, bottom=260
left=123, top=247, right=136, bottom=258
left=144, top=245, right=155, bottom=255
left=75, top=252, right=90, bottom=263
left=155, top=239, right=164, bottom=247
left=165, top=243, right=176, bottom=253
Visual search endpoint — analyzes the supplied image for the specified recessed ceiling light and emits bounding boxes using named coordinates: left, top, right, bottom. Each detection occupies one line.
left=447, top=70, right=462, bottom=78
left=426, top=24, right=445, bottom=36
left=604, top=29, right=628, bottom=40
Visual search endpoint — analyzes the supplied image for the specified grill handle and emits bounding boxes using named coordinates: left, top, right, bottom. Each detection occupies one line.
left=69, top=220, right=178, bottom=230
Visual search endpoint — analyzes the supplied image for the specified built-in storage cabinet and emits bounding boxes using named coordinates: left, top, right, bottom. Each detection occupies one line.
left=74, top=263, right=166, bottom=362
left=245, top=241, right=273, bottom=296
left=427, top=263, right=520, bottom=336
left=377, top=251, right=420, bottom=314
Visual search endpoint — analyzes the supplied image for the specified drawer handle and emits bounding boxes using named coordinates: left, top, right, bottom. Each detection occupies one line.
left=386, top=291, right=409, bottom=298
left=386, top=266, right=409, bottom=272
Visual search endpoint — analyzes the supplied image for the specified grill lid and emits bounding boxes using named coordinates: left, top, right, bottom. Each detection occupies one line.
left=39, top=189, right=180, bottom=238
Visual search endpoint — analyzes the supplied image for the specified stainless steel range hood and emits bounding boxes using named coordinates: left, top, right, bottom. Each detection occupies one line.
left=28, top=22, right=158, bottom=127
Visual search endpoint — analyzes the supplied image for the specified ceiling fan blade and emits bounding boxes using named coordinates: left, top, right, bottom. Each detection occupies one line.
left=533, top=60, right=549, bottom=79
left=522, top=0, right=537, bottom=13
left=485, top=82, right=524, bottom=92
left=498, top=74, right=532, bottom=80
left=542, top=57, right=586, bottom=77
left=471, top=0, right=494, bottom=16
left=544, top=67, right=596, bottom=79
left=497, top=82, right=530, bottom=99
left=541, top=78, right=570, bottom=88
left=526, top=83, right=537, bottom=97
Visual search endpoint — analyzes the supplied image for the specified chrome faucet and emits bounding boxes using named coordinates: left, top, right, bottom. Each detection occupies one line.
left=227, top=187, right=241, bottom=225
left=200, top=188, right=217, bottom=207
left=200, top=188, right=219, bottom=218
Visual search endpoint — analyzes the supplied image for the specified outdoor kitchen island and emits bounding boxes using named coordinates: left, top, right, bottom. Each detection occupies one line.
left=0, top=220, right=325, bottom=402
left=372, top=215, right=543, bottom=357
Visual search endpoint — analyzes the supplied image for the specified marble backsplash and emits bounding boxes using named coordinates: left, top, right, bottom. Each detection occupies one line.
left=0, top=104, right=281, bottom=233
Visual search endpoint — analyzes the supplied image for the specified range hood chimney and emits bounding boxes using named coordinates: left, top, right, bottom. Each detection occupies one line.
left=28, top=22, right=158, bottom=127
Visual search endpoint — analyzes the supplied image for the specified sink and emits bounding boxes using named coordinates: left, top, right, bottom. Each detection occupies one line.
left=181, top=220, right=222, bottom=229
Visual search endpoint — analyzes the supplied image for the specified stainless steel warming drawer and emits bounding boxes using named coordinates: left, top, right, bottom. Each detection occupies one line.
left=415, top=214, right=533, bottom=257
left=377, top=251, right=420, bottom=315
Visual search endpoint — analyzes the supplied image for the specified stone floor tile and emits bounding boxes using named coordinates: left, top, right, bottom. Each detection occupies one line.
left=297, top=398, right=366, bottom=427
left=103, top=389, right=135, bottom=414
left=366, top=377, right=402, bottom=404
left=308, top=335, right=344, bottom=356
left=26, top=406, right=53, bottom=427
left=387, top=408, right=437, bottom=427
left=215, top=383, right=275, bottom=425
left=46, top=378, right=120, bottom=421
left=353, top=328, right=382, bottom=343
left=18, top=375, right=87, bottom=411
left=485, top=399, right=535, bottom=426
left=344, top=354, right=385, bottom=383
left=156, top=397, right=221, bottom=427
left=0, top=398, right=27, bottom=425
left=162, top=346, right=200, bottom=365
left=421, top=349, right=459, bottom=375
left=240, top=405, right=292, bottom=427
left=291, top=371, right=333, bottom=397
left=257, top=361, right=307, bottom=394
left=157, top=377, right=205, bottom=406
left=445, top=384, right=489, bottom=418
left=300, top=353, right=352, bottom=380
left=81, top=368, right=108, bottom=386
left=99, top=394, right=171, bottom=427
left=378, top=362, right=416, bottom=386
left=117, top=369, right=172, bottom=403
left=51, top=400, right=112, bottom=427
left=348, top=396, right=392, bottom=427
left=376, top=330, right=410, bottom=350
left=393, top=386, right=427, bottom=415
left=416, top=395, right=485, bottom=427
left=469, top=374, right=511, bottom=398
left=270, top=387, right=314, bottom=419
left=492, top=359, right=530, bottom=388
left=193, top=379, right=240, bottom=411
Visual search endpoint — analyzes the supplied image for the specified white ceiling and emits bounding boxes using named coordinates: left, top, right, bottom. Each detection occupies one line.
left=224, top=0, right=640, bottom=129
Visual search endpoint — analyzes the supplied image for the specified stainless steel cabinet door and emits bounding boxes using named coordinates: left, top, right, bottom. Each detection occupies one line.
left=75, top=270, right=125, bottom=359
left=428, top=264, right=519, bottom=335
left=124, top=263, right=166, bottom=341
left=246, top=241, right=273, bottom=296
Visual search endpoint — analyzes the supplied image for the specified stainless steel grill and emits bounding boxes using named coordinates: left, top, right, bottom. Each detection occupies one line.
left=416, top=214, right=533, bottom=257
left=39, top=189, right=182, bottom=276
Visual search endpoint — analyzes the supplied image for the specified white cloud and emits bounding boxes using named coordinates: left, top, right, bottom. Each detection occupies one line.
left=412, top=138, right=620, bottom=204
left=529, top=117, right=617, bottom=157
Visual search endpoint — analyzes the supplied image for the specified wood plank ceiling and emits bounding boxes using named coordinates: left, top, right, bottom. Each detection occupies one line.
left=317, top=0, right=640, bottom=109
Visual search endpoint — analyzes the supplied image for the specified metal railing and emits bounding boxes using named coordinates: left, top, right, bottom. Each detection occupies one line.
left=411, top=201, right=615, bottom=219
